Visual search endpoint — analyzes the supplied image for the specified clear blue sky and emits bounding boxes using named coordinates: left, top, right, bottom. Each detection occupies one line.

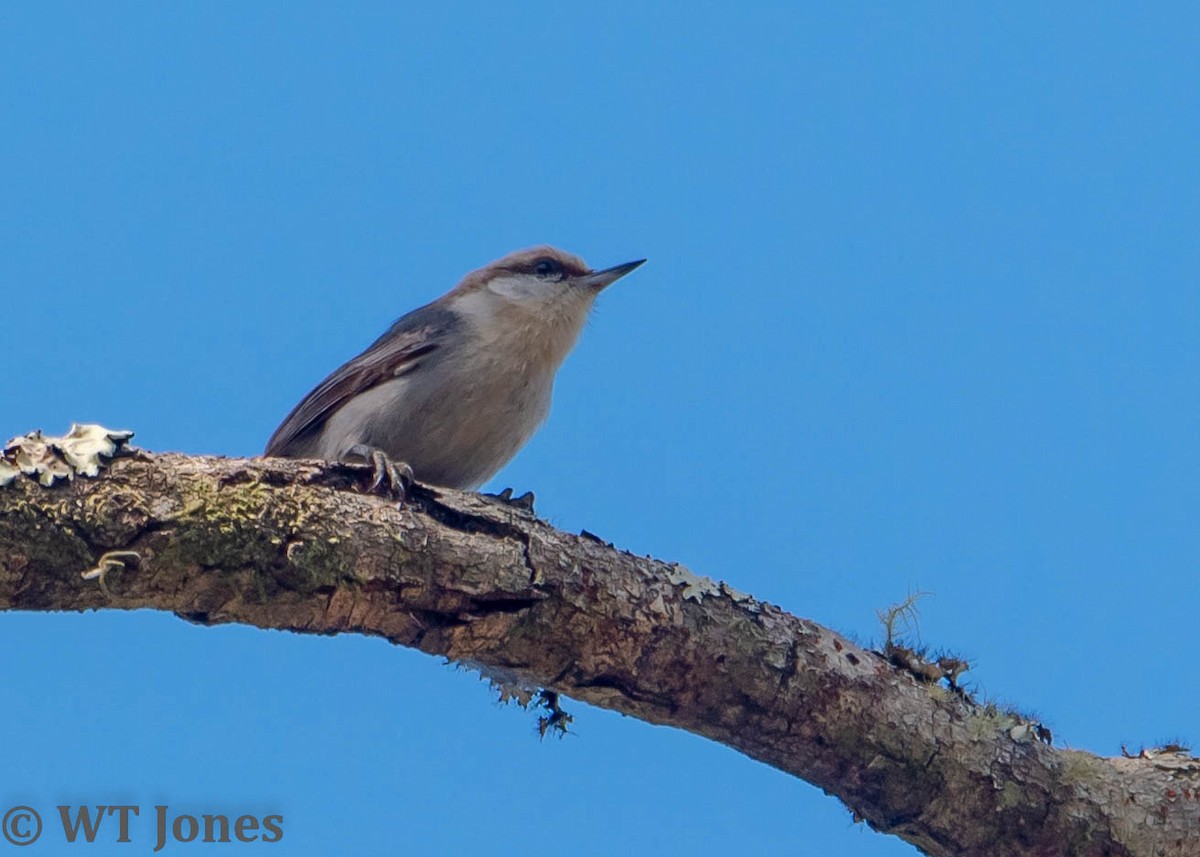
left=3, top=5, right=1198, bottom=855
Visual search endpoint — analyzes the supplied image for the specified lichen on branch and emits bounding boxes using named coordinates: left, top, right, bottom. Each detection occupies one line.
left=0, top=431, right=1195, bottom=857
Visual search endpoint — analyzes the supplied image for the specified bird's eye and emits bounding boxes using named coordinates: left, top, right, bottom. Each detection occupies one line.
left=533, top=257, right=562, bottom=278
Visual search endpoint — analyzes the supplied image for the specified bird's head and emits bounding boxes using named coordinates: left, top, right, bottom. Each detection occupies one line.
left=445, top=246, right=645, bottom=361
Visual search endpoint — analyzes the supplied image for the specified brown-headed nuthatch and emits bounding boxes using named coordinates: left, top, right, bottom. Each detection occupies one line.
left=265, top=246, right=645, bottom=491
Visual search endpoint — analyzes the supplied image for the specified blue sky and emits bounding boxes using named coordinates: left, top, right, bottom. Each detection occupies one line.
left=3, top=4, right=1198, bottom=855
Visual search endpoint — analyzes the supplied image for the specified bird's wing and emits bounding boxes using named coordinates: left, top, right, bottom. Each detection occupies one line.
left=265, top=303, right=458, bottom=456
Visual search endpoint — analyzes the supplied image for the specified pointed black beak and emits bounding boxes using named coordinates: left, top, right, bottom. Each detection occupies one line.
left=577, top=258, right=646, bottom=291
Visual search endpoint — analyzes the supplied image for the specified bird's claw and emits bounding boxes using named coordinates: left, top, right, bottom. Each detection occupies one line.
left=369, top=450, right=413, bottom=499
left=343, top=445, right=413, bottom=501
left=485, top=487, right=536, bottom=513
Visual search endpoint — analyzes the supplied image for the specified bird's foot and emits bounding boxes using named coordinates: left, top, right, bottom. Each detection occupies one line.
left=342, top=444, right=413, bottom=500
left=484, top=487, right=536, bottom=513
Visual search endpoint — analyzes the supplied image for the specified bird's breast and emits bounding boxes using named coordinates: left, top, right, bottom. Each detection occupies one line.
left=320, top=344, right=556, bottom=489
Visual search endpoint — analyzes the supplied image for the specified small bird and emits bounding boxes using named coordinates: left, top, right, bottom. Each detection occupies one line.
left=265, top=246, right=644, bottom=493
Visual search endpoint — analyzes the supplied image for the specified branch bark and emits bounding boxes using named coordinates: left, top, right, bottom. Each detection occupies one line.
left=0, top=449, right=1195, bottom=856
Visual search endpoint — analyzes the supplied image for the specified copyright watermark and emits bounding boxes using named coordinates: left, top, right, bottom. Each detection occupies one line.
left=2, top=807, right=41, bottom=846
left=1, top=805, right=282, bottom=851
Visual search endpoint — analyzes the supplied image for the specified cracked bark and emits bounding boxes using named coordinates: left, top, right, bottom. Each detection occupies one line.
left=1, top=451, right=1196, bottom=857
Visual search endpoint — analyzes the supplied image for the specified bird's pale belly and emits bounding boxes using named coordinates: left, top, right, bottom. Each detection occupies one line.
left=316, top=368, right=553, bottom=489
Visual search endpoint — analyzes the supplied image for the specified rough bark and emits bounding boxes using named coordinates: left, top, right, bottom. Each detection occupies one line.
left=0, top=449, right=1196, bottom=856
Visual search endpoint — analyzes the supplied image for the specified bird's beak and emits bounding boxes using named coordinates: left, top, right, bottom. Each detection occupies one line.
left=577, top=258, right=646, bottom=291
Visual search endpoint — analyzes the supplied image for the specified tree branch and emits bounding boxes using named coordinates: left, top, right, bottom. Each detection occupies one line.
left=1, top=446, right=1195, bottom=856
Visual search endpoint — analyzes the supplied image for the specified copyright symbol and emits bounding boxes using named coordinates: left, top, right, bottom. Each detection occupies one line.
left=2, top=806, right=41, bottom=846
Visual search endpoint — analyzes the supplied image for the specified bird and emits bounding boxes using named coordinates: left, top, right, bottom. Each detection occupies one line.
left=265, top=246, right=645, bottom=495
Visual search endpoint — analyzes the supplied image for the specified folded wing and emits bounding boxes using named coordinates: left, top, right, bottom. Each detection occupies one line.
left=265, top=303, right=458, bottom=457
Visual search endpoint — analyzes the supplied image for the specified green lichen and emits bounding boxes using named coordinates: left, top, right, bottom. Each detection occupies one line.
left=1059, top=749, right=1108, bottom=785
left=171, top=477, right=328, bottom=578
left=275, top=537, right=348, bottom=594
left=965, top=704, right=1021, bottom=741
left=168, top=477, right=281, bottom=570
left=997, top=780, right=1024, bottom=810
left=926, top=683, right=951, bottom=702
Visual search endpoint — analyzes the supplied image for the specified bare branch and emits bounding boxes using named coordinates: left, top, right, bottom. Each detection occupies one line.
left=0, top=447, right=1195, bottom=856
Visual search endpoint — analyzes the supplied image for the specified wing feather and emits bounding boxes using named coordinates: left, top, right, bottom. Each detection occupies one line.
left=265, top=304, right=456, bottom=456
